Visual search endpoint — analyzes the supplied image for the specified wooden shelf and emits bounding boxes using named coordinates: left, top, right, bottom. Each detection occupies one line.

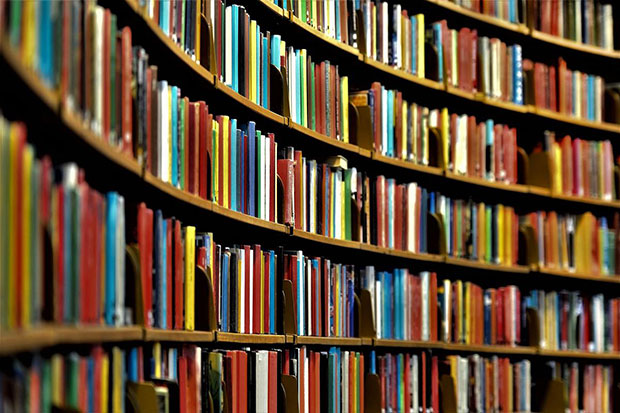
left=529, top=105, right=620, bottom=134
left=215, top=79, right=287, bottom=125
left=289, top=121, right=366, bottom=158
left=374, top=338, right=444, bottom=350
left=530, top=29, right=620, bottom=59
left=257, top=0, right=288, bottom=18
left=537, top=348, right=620, bottom=361
left=216, top=332, right=286, bottom=344
left=363, top=56, right=444, bottom=90
left=294, top=336, right=363, bottom=346
left=444, top=172, right=529, bottom=194
left=360, top=243, right=444, bottom=263
left=372, top=152, right=444, bottom=176
left=431, top=0, right=530, bottom=35
left=292, top=228, right=363, bottom=250
left=211, top=202, right=288, bottom=234
left=442, top=342, right=537, bottom=356
left=536, top=267, right=620, bottom=285
left=445, top=257, right=530, bottom=274
left=143, top=329, right=215, bottom=343
left=0, top=326, right=143, bottom=356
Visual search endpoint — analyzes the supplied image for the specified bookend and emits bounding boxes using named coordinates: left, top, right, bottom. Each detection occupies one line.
left=604, top=87, right=620, bottom=124
left=439, top=374, right=457, bottom=413
left=194, top=265, right=217, bottom=331
left=516, top=147, right=529, bottom=185
left=363, top=373, right=381, bottom=413
left=51, top=406, right=80, bottom=413
left=270, top=64, right=291, bottom=118
left=150, top=378, right=180, bottom=413
left=125, top=244, right=145, bottom=326
left=525, top=307, right=541, bottom=347
left=355, top=289, right=376, bottom=339
left=428, top=127, right=446, bottom=169
left=518, top=224, right=538, bottom=268
left=281, top=279, right=297, bottom=335
left=427, top=212, right=446, bottom=255
left=349, top=102, right=374, bottom=151
left=280, top=374, right=300, bottom=413
left=355, top=10, right=367, bottom=57
left=539, top=378, right=567, bottom=413
left=424, top=42, right=440, bottom=82
left=526, top=151, right=553, bottom=191
left=615, top=165, right=620, bottom=200
left=200, top=19, right=217, bottom=73
left=126, top=381, right=158, bottom=413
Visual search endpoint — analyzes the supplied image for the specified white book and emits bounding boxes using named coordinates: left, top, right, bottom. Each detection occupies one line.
left=381, top=87, right=388, bottom=154
left=297, top=251, right=304, bottom=336
left=304, top=353, right=309, bottom=413
left=407, top=183, right=415, bottom=253
left=456, top=115, right=467, bottom=175
left=256, top=351, right=269, bottom=413
left=375, top=279, right=382, bottom=338
left=263, top=135, right=269, bottom=220
left=603, top=5, right=613, bottom=50
left=411, top=355, right=419, bottom=413
left=306, top=257, right=312, bottom=336
left=240, top=253, right=245, bottom=333
left=443, top=279, right=451, bottom=342
left=575, top=0, right=582, bottom=43
left=393, top=5, right=401, bottom=68
left=159, top=82, right=169, bottom=182
left=421, top=271, right=429, bottom=341
left=266, top=136, right=271, bottom=221
left=225, top=7, right=232, bottom=85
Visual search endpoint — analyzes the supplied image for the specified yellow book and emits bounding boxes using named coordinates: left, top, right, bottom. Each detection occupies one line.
left=441, top=108, right=449, bottom=167
left=497, top=205, right=505, bottom=264
left=212, top=120, right=219, bottom=203
left=250, top=21, right=257, bottom=103
left=22, top=146, right=33, bottom=328
left=602, top=367, right=609, bottom=413
left=185, top=226, right=196, bottom=330
left=329, top=172, right=335, bottom=238
left=507, top=364, right=513, bottom=410
left=195, top=0, right=200, bottom=63
left=575, top=212, right=594, bottom=273
left=553, top=143, right=562, bottom=194
left=416, top=14, right=425, bottom=78
left=280, top=40, right=286, bottom=66
left=478, top=203, right=485, bottom=261
left=21, top=1, right=36, bottom=68
left=504, top=207, right=512, bottom=266
left=222, top=116, right=229, bottom=208
left=51, top=354, right=63, bottom=406
left=341, top=76, right=349, bottom=143
left=153, top=342, right=162, bottom=378
left=260, top=252, right=265, bottom=333
left=101, top=352, right=110, bottom=413
left=112, top=347, right=123, bottom=413
left=456, top=280, right=463, bottom=342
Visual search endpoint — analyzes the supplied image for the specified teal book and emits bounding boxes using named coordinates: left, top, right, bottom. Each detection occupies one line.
left=232, top=6, right=239, bottom=92
left=230, top=118, right=237, bottom=211
left=171, top=86, right=178, bottom=187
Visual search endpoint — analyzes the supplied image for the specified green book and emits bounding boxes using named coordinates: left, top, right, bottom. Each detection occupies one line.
left=179, top=99, right=185, bottom=190
left=9, top=1, right=22, bottom=48
left=66, top=353, right=79, bottom=409
left=310, top=62, right=315, bottom=131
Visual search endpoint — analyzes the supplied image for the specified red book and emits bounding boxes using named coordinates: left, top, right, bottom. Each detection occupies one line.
left=269, top=134, right=276, bottom=222
left=79, top=185, right=90, bottom=323
left=299, top=347, right=306, bottom=413
left=549, top=66, right=557, bottom=112
left=185, top=347, right=198, bottom=413
left=432, top=356, right=439, bottom=413
left=121, top=27, right=133, bottom=155
left=263, top=251, right=271, bottom=332
left=145, top=68, right=153, bottom=171
left=294, top=150, right=303, bottom=229
left=92, top=347, right=102, bottom=411
left=394, top=185, right=402, bottom=250
left=198, top=102, right=209, bottom=199
left=174, top=220, right=183, bottom=330
left=371, top=82, right=381, bottom=151
left=277, top=159, right=295, bottom=226
left=103, top=10, right=111, bottom=141
left=497, top=287, right=505, bottom=344
left=178, top=356, right=188, bottom=413
left=268, top=351, right=278, bottom=412
left=430, top=272, right=438, bottom=341
left=323, top=259, right=329, bottom=335
left=216, top=116, right=224, bottom=204
left=412, top=276, right=421, bottom=341
left=78, top=358, right=87, bottom=411
left=137, top=203, right=154, bottom=326
left=471, top=30, right=478, bottom=91
left=458, top=28, right=470, bottom=91
left=253, top=245, right=262, bottom=334
left=238, top=351, right=248, bottom=413
left=421, top=352, right=427, bottom=411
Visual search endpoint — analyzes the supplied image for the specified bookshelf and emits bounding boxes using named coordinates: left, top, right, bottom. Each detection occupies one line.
left=1, top=0, right=619, bottom=412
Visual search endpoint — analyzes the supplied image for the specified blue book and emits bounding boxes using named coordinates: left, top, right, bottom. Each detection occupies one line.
left=161, top=219, right=167, bottom=328
left=128, top=348, right=139, bottom=382
left=171, top=87, right=178, bottom=187
left=433, top=23, right=443, bottom=82
left=335, top=1, right=341, bottom=40
left=230, top=119, right=237, bottom=211
left=509, top=0, right=516, bottom=23
left=232, top=6, right=239, bottom=92
left=87, top=356, right=95, bottom=412
left=105, top=192, right=118, bottom=325
left=261, top=34, right=268, bottom=108
left=161, top=1, right=169, bottom=35
left=221, top=251, right=230, bottom=332
left=588, top=76, right=595, bottom=120
left=485, top=119, right=494, bottom=179
left=370, top=351, right=376, bottom=374
left=269, top=251, right=276, bottom=333
left=429, top=191, right=435, bottom=213
left=411, top=17, right=417, bottom=75
left=513, top=45, right=523, bottom=105
left=39, top=0, right=52, bottom=85
left=271, top=35, right=281, bottom=69
left=248, top=122, right=256, bottom=216
left=385, top=271, right=392, bottom=338
left=169, top=348, right=178, bottom=380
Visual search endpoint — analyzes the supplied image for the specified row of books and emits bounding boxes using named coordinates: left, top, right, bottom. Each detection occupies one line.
left=525, top=289, right=620, bottom=353
left=445, top=0, right=524, bottom=25
left=2, top=342, right=617, bottom=413
left=526, top=57, right=605, bottom=122
left=542, top=131, right=616, bottom=201
left=429, top=20, right=524, bottom=104
left=446, top=354, right=531, bottom=413
left=529, top=0, right=615, bottom=51
left=524, top=210, right=619, bottom=276
left=0, top=117, right=128, bottom=330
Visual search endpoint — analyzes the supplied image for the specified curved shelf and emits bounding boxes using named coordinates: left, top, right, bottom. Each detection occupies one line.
left=215, top=79, right=287, bottom=126
left=363, top=56, right=444, bottom=90
left=430, top=0, right=530, bottom=35
left=537, top=267, right=620, bottom=285
left=216, top=332, right=286, bottom=344
left=289, top=121, right=369, bottom=158
left=289, top=13, right=362, bottom=60
left=294, top=336, right=363, bottom=347
left=531, top=29, right=620, bottom=59
left=445, top=257, right=529, bottom=274
left=372, top=152, right=444, bottom=177
left=0, top=326, right=143, bottom=356
left=144, top=328, right=215, bottom=343
left=529, top=105, right=620, bottom=134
